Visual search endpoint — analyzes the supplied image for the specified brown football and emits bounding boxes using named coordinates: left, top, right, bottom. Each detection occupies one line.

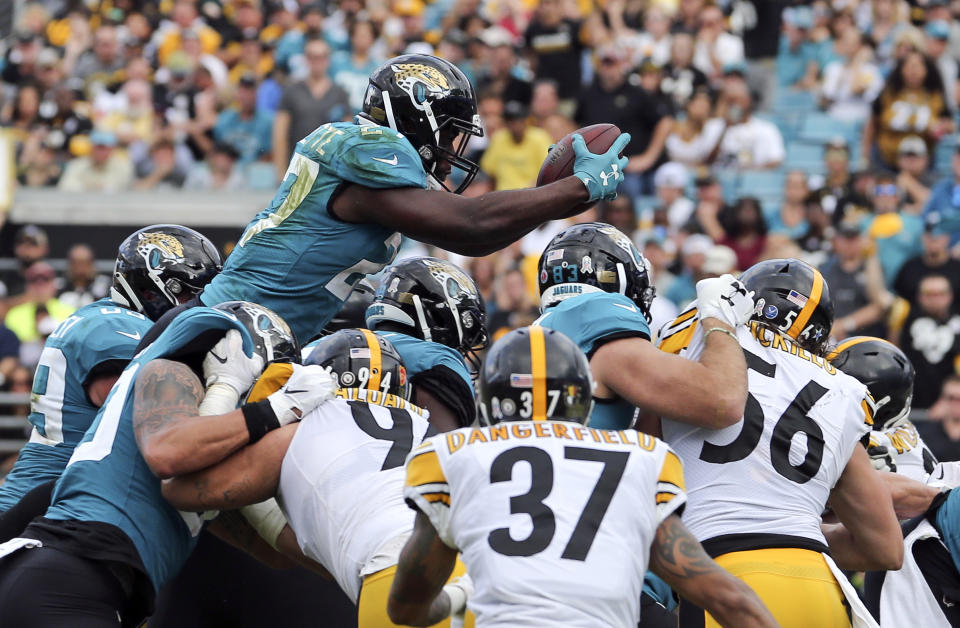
left=536, top=123, right=623, bottom=187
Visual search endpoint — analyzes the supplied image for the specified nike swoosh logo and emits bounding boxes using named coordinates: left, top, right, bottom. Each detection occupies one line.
left=116, top=331, right=142, bottom=340
left=372, top=155, right=399, bottom=166
left=284, top=389, right=309, bottom=395
left=208, top=351, right=228, bottom=364
left=611, top=303, right=637, bottom=313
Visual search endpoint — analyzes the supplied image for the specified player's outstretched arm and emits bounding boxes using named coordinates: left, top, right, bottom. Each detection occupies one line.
left=333, top=134, right=631, bottom=257
left=880, top=471, right=941, bottom=519
left=160, top=423, right=296, bottom=511
left=823, top=444, right=904, bottom=571
left=649, top=514, right=780, bottom=628
left=133, top=358, right=251, bottom=479
left=388, top=510, right=461, bottom=626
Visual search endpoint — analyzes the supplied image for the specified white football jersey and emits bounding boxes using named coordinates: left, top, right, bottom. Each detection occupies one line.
left=404, top=421, right=686, bottom=628
left=868, top=421, right=937, bottom=483
left=278, top=388, right=432, bottom=602
left=659, top=309, right=873, bottom=551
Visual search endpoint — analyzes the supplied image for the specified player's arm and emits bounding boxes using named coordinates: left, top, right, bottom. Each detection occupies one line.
left=132, top=358, right=252, bottom=479
left=86, top=375, right=120, bottom=407
left=649, top=514, right=778, bottom=627
left=592, top=321, right=747, bottom=428
left=880, top=471, right=941, bottom=519
left=387, top=510, right=460, bottom=626
left=207, top=510, right=298, bottom=570
left=822, top=444, right=904, bottom=571
left=160, top=423, right=296, bottom=511
left=414, top=387, right=461, bottom=433
left=333, top=134, right=630, bottom=257
left=411, top=367, right=476, bottom=431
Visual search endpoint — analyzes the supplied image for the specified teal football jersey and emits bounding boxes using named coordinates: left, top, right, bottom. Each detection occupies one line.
left=201, top=122, right=427, bottom=342
left=44, top=306, right=256, bottom=591
left=0, top=299, right=151, bottom=511
left=535, top=292, right=651, bottom=430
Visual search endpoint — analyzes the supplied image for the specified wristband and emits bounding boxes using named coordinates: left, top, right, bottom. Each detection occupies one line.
left=704, top=327, right=738, bottom=342
left=198, top=383, right=240, bottom=416
left=241, top=400, right=280, bottom=443
left=443, top=582, right=469, bottom=616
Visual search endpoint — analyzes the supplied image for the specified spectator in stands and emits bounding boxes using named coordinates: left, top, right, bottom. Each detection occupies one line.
left=577, top=44, right=674, bottom=196
left=895, top=135, right=935, bottom=212
left=524, top=0, right=586, bottom=107
left=272, top=38, right=349, bottom=182
left=862, top=49, right=953, bottom=170
left=183, top=142, right=244, bottom=191
left=673, top=0, right=704, bottom=35
left=487, top=265, right=539, bottom=342
left=5, top=364, right=33, bottom=420
left=530, top=79, right=574, bottom=141
left=718, top=196, right=768, bottom=271
left=598, top=196, right=640, bottom=243
left=2, top=32, right=43, bottom=87
left=777, top=5, right=819, bottom=90
left=623, top=6, right=672, bottom=68
left=57, top=130, right=132, bottom=192
left=820, top=28, right=884, bottom=122
left=477, top=28, right=534, bottom=106
left=227, top=31, right=274, bottom=85
left=0, top=226, right=49, bottom=306
left=821, top=220, right=887, bottom=340
left=154, top=0, right=222, bottom=67
left=768, top=170, right=811, bottom=239
left=98, top=78, right=155, bottom=149
left=653, top=162, right=694, bottom=232
left=895, top=212, right=960, bottom=309
left=895, top=274, right=960, bottom=409
left=795, top=193, right=833, bottom=265
left=0, top=82, right=41, bottom=139
left=58, top=244, right=110, bottom=310
left=17, top=135, right=62, bottom=188
left=665, top=86, right=725, bottom=167
left=661, top=32, right=709, bottom=108
left=923, top=145, right=960, bottom=248
left=330, top=19, right=384, bottom=111
left=0, top=322, right=21, bottom=390
left=689, top=172, right=731, bottom=238
left=5, top=262, right=75, bottom=368
left=134, top=138, right=188, bottom=190
left=868, top=174, right=924, bottom=285
left=692, top=3, right=745, bottom=82
left=664, top=233, right=713, bottom=306
left=72, top=24, right=123, bottom=88
left=715, top=80, right=785, bottom=169
left=925, top=19, right=958, bottom=114
left=479, top=100, right=552, bottom=191
left=865, top=0, right=910, bottom=72
left=811, top=138, right=860, bottom=220
left=213, top=73, right=273, bottom=165
left=920, top=375, right=960, bottom=462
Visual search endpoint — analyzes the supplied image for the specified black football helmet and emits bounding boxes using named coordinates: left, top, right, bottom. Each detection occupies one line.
left=305, top=328, right=411, bottom=400
left=828, top=336, right=915, bottom=430
left=366, top=257, right=488, bottom=371
left=538, top=222, right=655, bottom=322
left=111, top=224, right=222, bottom=321
left=478, top=326, right=594, bottom=425
left=319, top=278, right=377, bottom=338
left=214, top=301, right=299, bottom=364
left=739, top=258, right=834, bottom=356
left=359, top=54, right=483, bottom=193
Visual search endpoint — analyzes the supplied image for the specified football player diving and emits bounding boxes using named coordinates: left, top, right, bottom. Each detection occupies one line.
left=197, top=54, right=632, bottom=343
left=389, top=326, right=777, bottom=628
left=160, top=329, right=478, bottom=627
left=658, top=258, right=903, bottom=627
left=0, top=225, right=221, bottom=541
left=0, top=301, right=335, bottom=627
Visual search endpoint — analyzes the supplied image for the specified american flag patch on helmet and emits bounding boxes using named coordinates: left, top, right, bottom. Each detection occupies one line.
left=786, top=290, right=808, bottom=307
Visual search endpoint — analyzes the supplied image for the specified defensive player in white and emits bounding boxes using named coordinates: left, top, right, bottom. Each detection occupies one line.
left=828, top=337, right=938, bottom=482
left=161, top=328, right=474, bottom=627
left=657, top=259, right=903, bottom=628
left=388, top=326, right=777, bottom=628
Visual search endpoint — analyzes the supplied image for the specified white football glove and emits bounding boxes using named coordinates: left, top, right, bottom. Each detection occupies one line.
left=866, top=443, right=897, bottom=474
left=443, top=573, right=473, bottom=619
left=266, top=363, right=337, bottom=425
left=203, top=329, right=265, bottom=396
left=696, top=274, right=756, bottom=328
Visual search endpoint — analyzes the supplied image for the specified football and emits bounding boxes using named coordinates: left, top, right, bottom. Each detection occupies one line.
left=536, top=123, right=623, bottom=187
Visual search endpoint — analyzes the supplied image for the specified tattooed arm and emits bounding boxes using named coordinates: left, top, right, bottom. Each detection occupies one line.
left=133, top=358, right=251, bottom=479
left=387, top=510, right=458, bottom=626
left=649, top=514, right=779, bottom=628
left=161, top=424, right=296, bottom=511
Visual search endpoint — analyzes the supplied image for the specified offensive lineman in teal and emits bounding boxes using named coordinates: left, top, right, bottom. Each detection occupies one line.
left=302, top=256, right=484, bottom=430
left=199, top=53, right=633, bottom=342
left=0, top=225, right=220, bottom=524
left=0, top=302, right=332, bottom=626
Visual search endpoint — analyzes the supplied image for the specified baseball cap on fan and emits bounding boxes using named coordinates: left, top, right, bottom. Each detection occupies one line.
left=898, top=135, right=928, bottom=157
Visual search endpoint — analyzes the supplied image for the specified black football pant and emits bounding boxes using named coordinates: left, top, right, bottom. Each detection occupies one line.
left=0, top=545, right=126, bottom=628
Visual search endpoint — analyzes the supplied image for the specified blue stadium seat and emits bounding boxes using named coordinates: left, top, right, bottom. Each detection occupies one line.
left=935, top=135, right=958, bottom=175
left=796, top=112, right=862, bottom=145
left=771, top=88, right=818, bottom=114
left=737, top=170, right=786, bottom=200
left=785, top=142, right=827, bottom=175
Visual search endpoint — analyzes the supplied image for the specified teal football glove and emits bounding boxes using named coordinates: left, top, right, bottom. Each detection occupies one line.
left=572, top=132, right=631, bottom=202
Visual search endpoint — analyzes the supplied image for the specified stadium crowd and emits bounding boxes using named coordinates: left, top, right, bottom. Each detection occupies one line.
left=2, top=0, right=960, bottom=447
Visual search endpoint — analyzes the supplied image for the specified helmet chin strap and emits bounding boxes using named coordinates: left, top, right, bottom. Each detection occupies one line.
left=412, top=294, right=433, bottom=342
left=111, top=275, right=143, bottom=314
left=381, top=90, right=399, bottom=133
left=616, top=263, right=627, bottom=296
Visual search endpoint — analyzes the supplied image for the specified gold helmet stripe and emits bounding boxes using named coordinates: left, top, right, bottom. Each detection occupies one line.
left=360, top=328, right=382, bottom=393
left=787, top=268, right=825, bottom=340
left=529, top=326, right=548, bottom=420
